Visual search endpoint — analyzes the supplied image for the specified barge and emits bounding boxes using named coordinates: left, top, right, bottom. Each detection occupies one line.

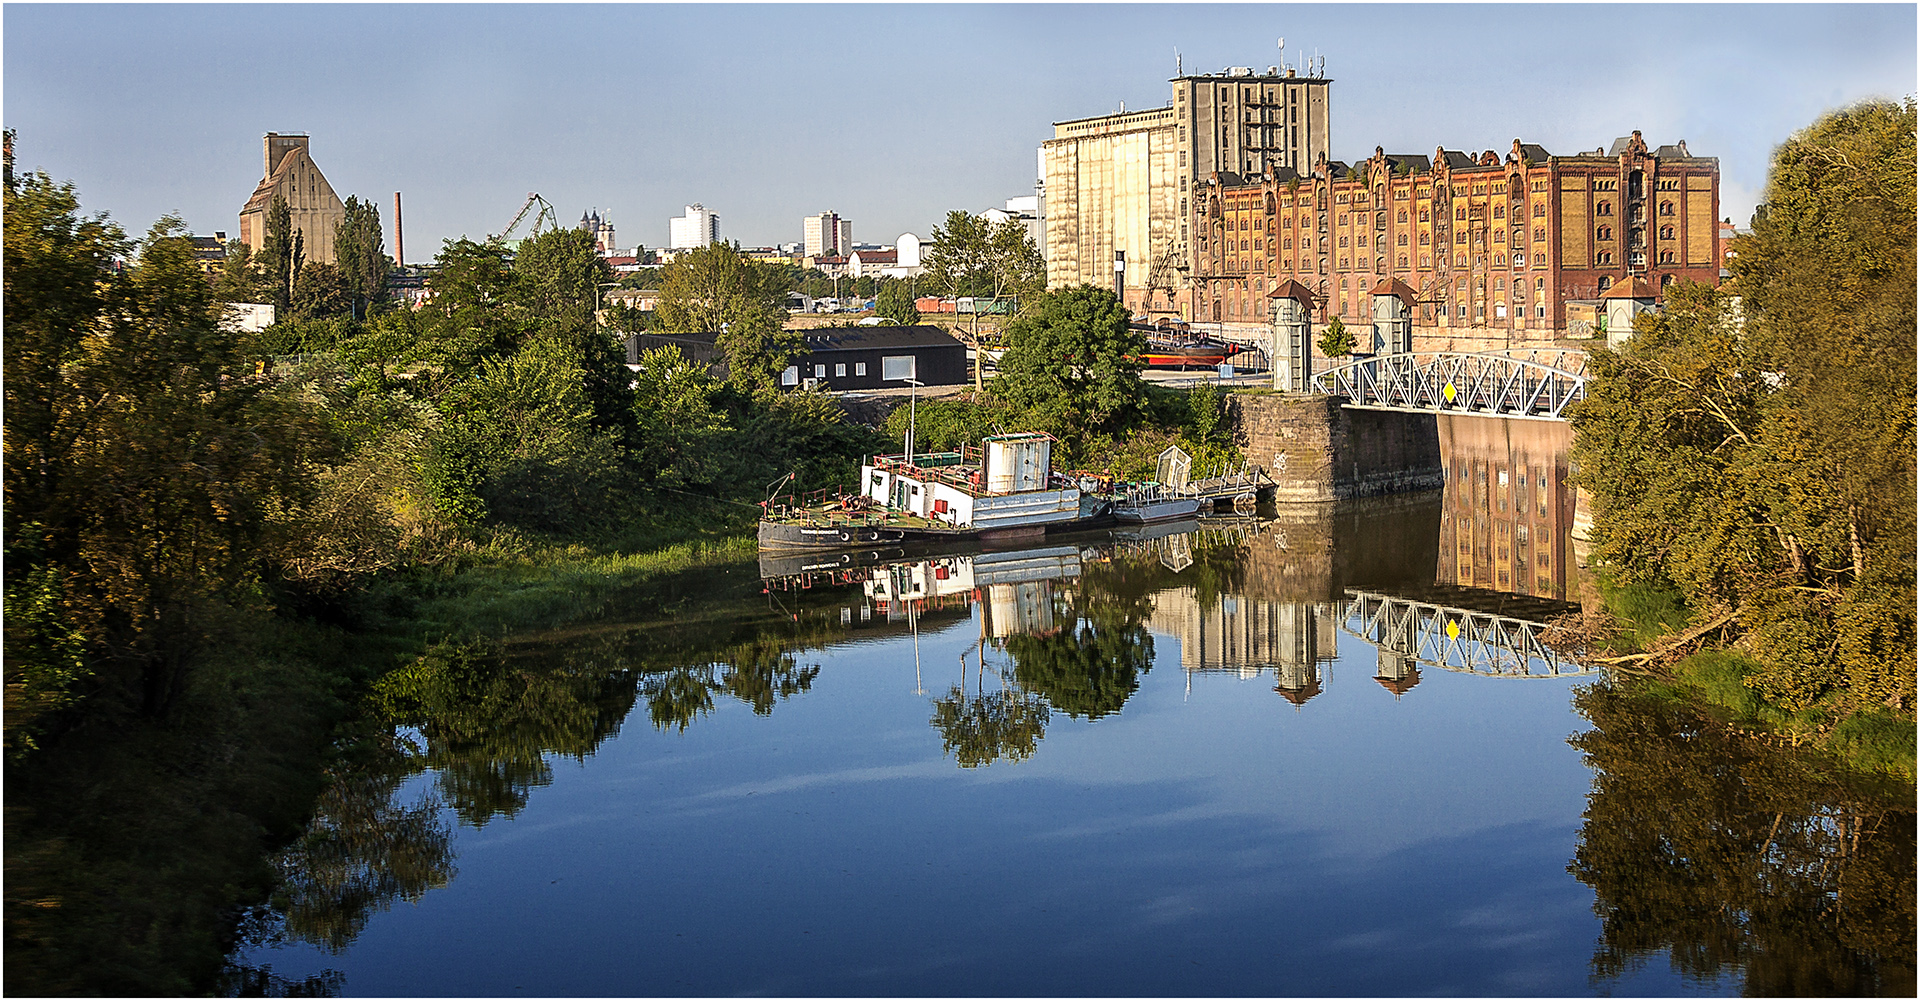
left=758, top=432, right=1115, bottom=551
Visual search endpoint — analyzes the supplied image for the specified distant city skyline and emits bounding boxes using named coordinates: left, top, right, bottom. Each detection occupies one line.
left=5, top=4, right=1912, bottom=261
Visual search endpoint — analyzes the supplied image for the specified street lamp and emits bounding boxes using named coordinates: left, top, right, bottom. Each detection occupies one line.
left=903, top=377, right=923, bottom=465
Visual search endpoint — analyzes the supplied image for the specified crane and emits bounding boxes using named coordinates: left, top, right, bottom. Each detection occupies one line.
left=491, top=192, right=559, bottom=246
left=1143, top=244, right=1188, bottom=317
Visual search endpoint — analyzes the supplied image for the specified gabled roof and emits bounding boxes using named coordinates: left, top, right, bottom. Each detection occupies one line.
left=1369, top=276, right=1421, bottom=307
left=242, top=146, right=313, bottom=215
left=1438, top=150, right=1477, bottom=170
left=1515, top=143, right=1551, bottom=163
left=1267, top=278, right=1318, bottom=305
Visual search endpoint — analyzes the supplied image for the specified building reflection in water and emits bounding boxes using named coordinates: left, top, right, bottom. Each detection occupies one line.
left=1145, top=591, right=1340, bottom=705
left=1436, top=414, right=1578, bottom=601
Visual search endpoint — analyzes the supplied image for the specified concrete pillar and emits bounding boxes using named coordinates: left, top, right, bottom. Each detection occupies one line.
left=1269, top=285, right=1315, bottom=392
left=1371, top=284, right=1413, bottom=355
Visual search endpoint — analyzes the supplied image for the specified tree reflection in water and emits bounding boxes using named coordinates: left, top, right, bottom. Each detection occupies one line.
left=247, top=630, right=820, bottom=966
left=268, top=729, right=457, bottom=954
left=1006, top=587, right=1155, bottom=721
left=929, top=682, right=1051, bottom=767
left=1569, top=683, right=1915, bottom=996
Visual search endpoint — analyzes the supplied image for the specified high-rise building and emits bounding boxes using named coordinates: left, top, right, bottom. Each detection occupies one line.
left=238, top=132, right=347, bottom=264
left=669, top=204, right=721, bottom=249
left=803, top=212, right=853, bottom=257
left=1040, top=63, right=1331, bottom=316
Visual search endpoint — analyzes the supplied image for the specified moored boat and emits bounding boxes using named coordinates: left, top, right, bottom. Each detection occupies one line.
left=758, top=433, right=1115, bottom=551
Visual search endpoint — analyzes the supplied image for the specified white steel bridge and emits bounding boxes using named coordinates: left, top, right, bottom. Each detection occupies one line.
left=1310, top=350, right=1589, bottom=420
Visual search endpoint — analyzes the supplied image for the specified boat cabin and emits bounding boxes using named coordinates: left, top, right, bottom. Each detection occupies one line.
left=859, top=432, right=1083, bottom=532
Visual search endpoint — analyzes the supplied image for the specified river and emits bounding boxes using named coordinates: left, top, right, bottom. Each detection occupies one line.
left=226, top=425, right=1914, bottom=997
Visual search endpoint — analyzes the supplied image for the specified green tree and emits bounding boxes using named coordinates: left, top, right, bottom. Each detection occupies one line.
left=1571, top=101, right=1916, bottom=720
left=991, top=284, right=1148, bottom=438
left=290, top=260, right=351, bottom=318
left=421, top=335, right=627, bottom=534
left=508, top=226, right=632, bottom=440
left=211, top=238, right=264, bottom=305
left=875, top=276, right=920, bottom=325
left=332, top=195, right=389, bottom=318
left=258, top=194, right=303, bottom=313
left=413, top=238, right=519, bottom=381
left=654, top=242, right=799, bottom=393
left=5, top=205, right=334, bottom=725
left=922, top=210, right=1045, bottom=306
left=1317, top=315, right=1354, bottom=357
left=629, top=345, right=735, bottom=491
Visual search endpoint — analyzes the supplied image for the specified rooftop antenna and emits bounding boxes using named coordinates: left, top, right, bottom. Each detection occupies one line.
left=1175, top=47, right=1181, bottom=75
left=1277, top=36, right=1285, bottom=67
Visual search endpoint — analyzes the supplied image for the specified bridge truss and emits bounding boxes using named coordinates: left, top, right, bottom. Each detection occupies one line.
left=1337, top=589, right=1594, bottom=679
left=1311, top=350, right=1589, bottom=419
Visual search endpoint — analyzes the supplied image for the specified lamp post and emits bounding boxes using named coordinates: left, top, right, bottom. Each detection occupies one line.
left=903, top=377, right=923, bottom=465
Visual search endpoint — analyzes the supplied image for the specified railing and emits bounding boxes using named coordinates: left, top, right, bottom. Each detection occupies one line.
left=1311, top=350, right=1588, bottom=420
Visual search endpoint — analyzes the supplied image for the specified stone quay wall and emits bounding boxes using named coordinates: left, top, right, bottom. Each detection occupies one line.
left=1226, top=393, right=1445, bottom=503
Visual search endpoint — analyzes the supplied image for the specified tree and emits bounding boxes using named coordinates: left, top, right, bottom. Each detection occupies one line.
left=290, top=261, right=351, bottom=318
left=333, top=195, right=388, bottom=318
left=508, top=226, right=631, bottom=440
left=412, top=238, right=519, bottom=381
left=991, top=284, right=1148, bottom=436
left=653, top=242, right=799, bottom=393
left=212, top=238, right=264, bottom=305
left=258, top=194, right=303, bottom=312
left=1570, top=101, right=1916, bottom=720
left=922, top=210, right=1045, bottom=307
left=874, top=276, right=919, bottom=325
left=5, top=204, right=334, bottom=727
left=1317, top=315, right=1355, bottom=357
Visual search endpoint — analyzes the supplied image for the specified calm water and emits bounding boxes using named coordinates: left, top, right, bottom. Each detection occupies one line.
left=230, top=462, right=1914, bottom=996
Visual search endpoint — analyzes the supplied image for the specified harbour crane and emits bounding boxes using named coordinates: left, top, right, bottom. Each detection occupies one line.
left=491, top=192, right=559, bottom=245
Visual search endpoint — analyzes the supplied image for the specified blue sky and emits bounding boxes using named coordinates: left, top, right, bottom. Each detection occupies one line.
left=5, top=3, right=1913, bottom=261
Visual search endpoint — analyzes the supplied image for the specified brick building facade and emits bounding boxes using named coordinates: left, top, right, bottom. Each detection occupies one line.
left=1189, top=131, right=1720, bottom=344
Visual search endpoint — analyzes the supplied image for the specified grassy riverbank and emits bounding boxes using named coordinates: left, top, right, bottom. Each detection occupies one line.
left=1576, top=571, right=1916, bottom=783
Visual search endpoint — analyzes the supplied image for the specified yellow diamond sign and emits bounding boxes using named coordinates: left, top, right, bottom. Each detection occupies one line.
left=1443, top=381, right=1457, bottom=404
left=1446, top=618, right=1461, bottom=640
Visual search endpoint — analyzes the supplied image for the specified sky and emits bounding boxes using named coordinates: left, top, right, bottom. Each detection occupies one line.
left=5, top=3, right=1914, bottom=262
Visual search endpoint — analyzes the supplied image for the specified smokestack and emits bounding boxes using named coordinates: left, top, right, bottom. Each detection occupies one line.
left=393, top=192, right=404, bottom=269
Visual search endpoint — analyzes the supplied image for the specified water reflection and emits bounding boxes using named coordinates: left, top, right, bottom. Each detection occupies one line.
left=1570, top=684, right=1915, bottom=995
left=235, top=484, right=1911, bottom=994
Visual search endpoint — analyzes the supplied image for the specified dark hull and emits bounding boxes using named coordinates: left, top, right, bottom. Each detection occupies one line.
left=1143, top=340, right=1242, bottom=369
left=758, top=512, right=1117, bottom=552
left=757, top=521, right=914, bottom=550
